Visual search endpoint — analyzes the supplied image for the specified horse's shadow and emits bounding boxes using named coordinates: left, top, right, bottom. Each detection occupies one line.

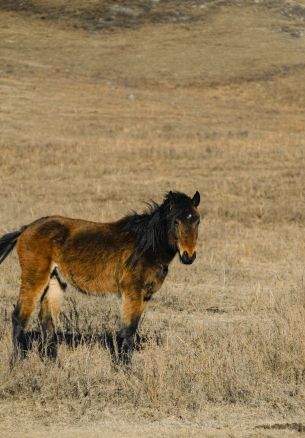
left=15, top=329, right=162, bottom=363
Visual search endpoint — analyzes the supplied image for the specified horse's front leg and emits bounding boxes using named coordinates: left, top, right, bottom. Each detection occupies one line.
left=117, top=289, right=146, bottom=366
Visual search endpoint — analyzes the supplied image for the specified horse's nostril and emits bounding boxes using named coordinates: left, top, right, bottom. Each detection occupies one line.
left=181, top=251, right=196, bottom=264
left=181, top=251, right=188, bottom=262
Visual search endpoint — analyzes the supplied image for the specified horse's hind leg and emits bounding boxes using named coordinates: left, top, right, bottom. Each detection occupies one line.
left=38, top=269, right=65, bottom=358
left=12, top=262, right=51, bottom=361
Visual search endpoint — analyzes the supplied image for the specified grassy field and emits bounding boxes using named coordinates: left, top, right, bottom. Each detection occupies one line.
left=1, top=1, right=305, bottom=436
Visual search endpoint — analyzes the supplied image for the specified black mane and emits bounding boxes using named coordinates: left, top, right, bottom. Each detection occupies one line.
left=119, top=191, right=194, bottom=266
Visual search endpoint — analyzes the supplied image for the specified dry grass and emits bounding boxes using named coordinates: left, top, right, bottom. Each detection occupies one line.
left=1, top=1, right=305, bottom=436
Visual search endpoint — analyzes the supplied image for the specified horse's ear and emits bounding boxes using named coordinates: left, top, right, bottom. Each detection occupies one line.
left=192, top=191, right=200, bottom=207
left=168, top=191, right=175, bottom=208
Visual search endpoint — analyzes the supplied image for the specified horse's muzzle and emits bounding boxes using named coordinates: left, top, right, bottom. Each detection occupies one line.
left=180, top=251, right=196, bottom=265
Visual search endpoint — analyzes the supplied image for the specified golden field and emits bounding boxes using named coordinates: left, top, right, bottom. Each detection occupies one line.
left=1, top=1, right=305, bottom=436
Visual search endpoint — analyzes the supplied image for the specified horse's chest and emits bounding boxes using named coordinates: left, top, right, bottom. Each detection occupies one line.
left=142, top=264, right=168, bottom=301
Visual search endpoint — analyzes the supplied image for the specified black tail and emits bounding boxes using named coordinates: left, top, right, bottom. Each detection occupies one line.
left=0, top=226, right=26, bottom=265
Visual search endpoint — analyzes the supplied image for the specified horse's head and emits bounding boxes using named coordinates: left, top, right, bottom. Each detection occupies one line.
left=167, top=191, right=201, bottom=264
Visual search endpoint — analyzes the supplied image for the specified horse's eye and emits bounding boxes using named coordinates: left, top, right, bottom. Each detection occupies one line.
left=187, top=213, right=192, bottom=220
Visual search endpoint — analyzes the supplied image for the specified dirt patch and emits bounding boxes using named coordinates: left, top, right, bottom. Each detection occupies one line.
left=257, top=423, right=305, bottom=433
left=1, top=0, right=304, bottom=32
left=282, top=3, right=305, bottom=21
left=0, top=0, right=215, bottom=31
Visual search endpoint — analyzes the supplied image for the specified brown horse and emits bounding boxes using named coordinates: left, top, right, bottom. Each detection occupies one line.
left=0, top=191, right=201, bottom=364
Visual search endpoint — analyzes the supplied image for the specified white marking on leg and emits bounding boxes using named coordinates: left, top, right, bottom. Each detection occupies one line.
left=47, top=276, right=64, bottom=328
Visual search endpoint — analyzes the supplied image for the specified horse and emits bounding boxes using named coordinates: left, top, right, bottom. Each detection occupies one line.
left=0, top=190, right=201, bottom=364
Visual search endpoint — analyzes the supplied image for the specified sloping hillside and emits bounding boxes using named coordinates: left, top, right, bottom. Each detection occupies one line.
left=1, top=1, right=305, bottom=437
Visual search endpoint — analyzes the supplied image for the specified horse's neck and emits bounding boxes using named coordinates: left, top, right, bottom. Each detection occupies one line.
left=154, top=242, right=177, bottom=265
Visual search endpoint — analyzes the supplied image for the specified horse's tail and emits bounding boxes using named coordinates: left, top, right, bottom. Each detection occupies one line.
left=0, top=225, right=27, bottom=265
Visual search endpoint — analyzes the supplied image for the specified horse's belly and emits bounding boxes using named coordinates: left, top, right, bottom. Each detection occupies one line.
left=59, top=262, right=118, bottom=295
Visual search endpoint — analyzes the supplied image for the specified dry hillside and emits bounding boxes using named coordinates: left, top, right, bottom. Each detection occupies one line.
left=1, top=1, right=305, bottom=436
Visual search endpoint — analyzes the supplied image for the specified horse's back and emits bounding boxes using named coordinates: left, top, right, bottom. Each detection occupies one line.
left=16, top=216, right=102, bottom=264
left=16, top=215, right=132, bottom=294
